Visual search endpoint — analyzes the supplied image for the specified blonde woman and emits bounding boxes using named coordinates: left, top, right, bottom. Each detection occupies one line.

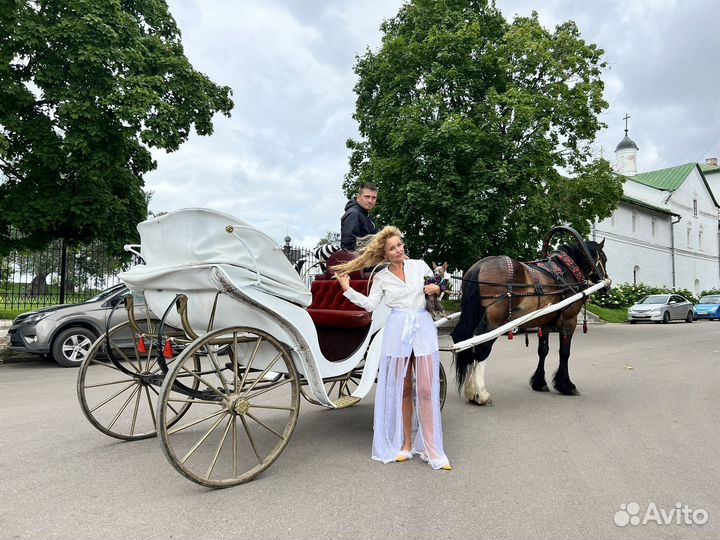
left=334, top=226, right=451, bottom=470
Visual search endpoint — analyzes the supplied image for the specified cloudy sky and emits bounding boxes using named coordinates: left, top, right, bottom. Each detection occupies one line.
left=148, top=0, right=720, bottom=246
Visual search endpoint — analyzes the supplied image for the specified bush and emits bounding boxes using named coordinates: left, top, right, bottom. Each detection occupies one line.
left=592, top=282, right=698, bottom=308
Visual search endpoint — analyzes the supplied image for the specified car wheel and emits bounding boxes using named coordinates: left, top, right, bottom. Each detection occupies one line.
left=51, top=327, right=97, bottom=367
left=685, top=311, right=693, bottom=323
left=662, top=311, right=670, bottom=324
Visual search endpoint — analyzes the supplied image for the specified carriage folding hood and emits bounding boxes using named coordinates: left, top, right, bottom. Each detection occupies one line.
left=119, top=208, right=312, bottom=308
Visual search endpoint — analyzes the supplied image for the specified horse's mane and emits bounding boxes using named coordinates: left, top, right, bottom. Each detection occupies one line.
left=555, top=241, right=598, bottom=273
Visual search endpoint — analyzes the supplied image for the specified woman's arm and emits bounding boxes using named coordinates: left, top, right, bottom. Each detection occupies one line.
left=335, top=273, right=384, bottom=312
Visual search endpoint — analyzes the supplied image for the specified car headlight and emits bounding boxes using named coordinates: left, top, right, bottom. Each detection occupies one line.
left=650, top=310, right=662, bottom=315
left=19, top=313, right=49, bottom=325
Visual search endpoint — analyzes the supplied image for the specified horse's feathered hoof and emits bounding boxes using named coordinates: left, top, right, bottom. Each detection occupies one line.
left=539, top=385, right=550, bottom=392
left=468, top=395, right=493, bottom=406
left=570, top=389, right=581, bottom=396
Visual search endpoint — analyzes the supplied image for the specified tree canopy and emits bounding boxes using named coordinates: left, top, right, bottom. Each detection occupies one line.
left=0, top=0, right=233, bottom=255
left=345, top=0, right=623, bottom=270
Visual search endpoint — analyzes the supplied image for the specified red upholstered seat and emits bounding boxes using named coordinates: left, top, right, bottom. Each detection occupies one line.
left=307, top=279, right=371, bottom=329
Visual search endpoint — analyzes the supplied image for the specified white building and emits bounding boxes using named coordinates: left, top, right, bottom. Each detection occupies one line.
left=593, top=131, right=720, bottom=295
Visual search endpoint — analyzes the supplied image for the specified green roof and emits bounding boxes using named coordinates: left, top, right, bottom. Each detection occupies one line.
left=630, top=163, right=696, bottom=191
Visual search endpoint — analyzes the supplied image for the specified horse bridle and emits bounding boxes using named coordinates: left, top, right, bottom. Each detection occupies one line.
left=541, top=226, right=607, bottom=283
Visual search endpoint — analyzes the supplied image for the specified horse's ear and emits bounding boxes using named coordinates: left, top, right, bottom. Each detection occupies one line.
left=599, top=238, right=606, bottom=249
left=432, top=262, right=438, bottom=269
left=443, top=262, right=448, bottom=270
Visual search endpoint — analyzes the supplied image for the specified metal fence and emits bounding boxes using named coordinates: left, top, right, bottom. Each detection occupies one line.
left=1, top=233, right=136, bottom=311
left=1, top=234, right=461, bottom=312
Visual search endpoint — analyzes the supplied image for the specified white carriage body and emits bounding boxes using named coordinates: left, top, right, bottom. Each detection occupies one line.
left=120, top=208, right=389, bottom=408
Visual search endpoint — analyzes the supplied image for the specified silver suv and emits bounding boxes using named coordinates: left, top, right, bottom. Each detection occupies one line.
left=7, top=284, right=141, bottom=367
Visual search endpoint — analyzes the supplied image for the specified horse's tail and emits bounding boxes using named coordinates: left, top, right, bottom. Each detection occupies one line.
left=451, top=266, right=492, bottom=389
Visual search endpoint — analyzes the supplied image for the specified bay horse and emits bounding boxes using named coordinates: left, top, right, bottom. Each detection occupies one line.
left=451, top=227, right=609, bottom=405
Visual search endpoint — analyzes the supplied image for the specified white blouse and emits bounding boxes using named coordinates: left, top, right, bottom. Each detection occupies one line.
left=343, top=259, right=434, bottom=312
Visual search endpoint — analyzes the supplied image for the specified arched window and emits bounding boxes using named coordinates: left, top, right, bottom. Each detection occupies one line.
left=693, top=198, right=698, bottom=217
left=631, top=211, right=638, bottom=233
left=687, top=225, right=692, bottom=248
left=633, top=265, right=640, bottom=285
left=651, top=217, right=656, bottom=237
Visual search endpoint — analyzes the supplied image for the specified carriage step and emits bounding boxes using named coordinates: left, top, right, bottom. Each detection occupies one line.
left=333, top=395, right=360, bottom=409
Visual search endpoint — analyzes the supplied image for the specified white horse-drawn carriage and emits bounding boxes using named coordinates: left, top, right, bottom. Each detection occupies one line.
left=77, top=208, right=610, bottom=488
left=77, top=208, right=449, bottom=488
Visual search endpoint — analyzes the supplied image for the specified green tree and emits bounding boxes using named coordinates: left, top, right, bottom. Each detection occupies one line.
left=0, top=0, right=233, bottom=255
left=316, top=231, right=340, bottom=247
left=345, top=0, right=623, bottom=270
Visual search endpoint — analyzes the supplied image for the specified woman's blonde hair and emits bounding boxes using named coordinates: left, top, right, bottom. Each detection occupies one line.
left=332, top=226, right=404, bottom=275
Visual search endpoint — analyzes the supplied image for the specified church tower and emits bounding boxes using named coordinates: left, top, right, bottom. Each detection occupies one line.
left=615, top=114, right=639, bottom=176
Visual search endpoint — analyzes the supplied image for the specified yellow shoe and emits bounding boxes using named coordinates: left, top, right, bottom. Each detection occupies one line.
left=439, top=463, right=452, bottom=471
left=396, top=450, right=413, bottom=462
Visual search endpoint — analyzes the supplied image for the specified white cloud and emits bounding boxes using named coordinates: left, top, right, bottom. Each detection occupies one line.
left=144, top=0, right=720, bottom=247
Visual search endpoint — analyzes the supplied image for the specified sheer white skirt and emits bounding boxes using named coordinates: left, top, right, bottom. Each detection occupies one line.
left=372, top=308, right=449, bottom=469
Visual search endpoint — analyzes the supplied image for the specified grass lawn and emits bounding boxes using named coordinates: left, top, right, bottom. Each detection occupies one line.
left=586, top=303, right=628, bottom=323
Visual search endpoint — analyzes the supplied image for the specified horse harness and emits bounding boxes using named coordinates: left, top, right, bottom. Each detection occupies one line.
left=454, top=252, right=591, bottom=327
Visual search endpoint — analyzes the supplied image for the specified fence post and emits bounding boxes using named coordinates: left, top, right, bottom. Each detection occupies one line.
left=59, top=238, right=67, bottom=304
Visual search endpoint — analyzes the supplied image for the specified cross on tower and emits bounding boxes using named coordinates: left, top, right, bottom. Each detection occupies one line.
left=623, top=113, right=631, bottom=135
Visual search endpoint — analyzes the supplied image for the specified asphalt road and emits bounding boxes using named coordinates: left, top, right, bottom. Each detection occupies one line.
left=1, top=322, right=718, bottom=540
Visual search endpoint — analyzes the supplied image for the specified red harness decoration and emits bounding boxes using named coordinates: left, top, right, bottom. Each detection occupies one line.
left=533, top=252, right=585, bottom=284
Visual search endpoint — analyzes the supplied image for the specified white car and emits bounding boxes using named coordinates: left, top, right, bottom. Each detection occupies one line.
left=627, top=294, right=694, bottom=324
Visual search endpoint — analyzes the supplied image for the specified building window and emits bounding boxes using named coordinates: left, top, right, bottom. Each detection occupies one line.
left=698, top=226, right=703, bottom=251
left=633, top=265, right=640, bottom=285
left=631, top=211, right=638, bottom=233
left=610, top=212, right=616, bottom=227
left=693, top=198, right=698, bottom=216
left=651, top=217, right=656, bottom=237
left=687, top=226, right=692, bottom=248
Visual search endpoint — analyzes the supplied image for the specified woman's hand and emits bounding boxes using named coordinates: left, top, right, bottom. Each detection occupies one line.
left=335, top=273, right=350, bottom=291
left=423, top=283, right=441, bottom=296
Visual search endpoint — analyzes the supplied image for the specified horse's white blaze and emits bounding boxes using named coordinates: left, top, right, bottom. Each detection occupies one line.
left=463, top=361, right=492, bottom=405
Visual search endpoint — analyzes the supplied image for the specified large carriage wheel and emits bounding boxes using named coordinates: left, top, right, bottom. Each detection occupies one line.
left=157, top=326, right=300, bottom=488
left=77, top=319, right=198, bottom=440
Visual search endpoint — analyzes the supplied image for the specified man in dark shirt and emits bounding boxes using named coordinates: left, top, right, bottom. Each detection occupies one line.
left=340, top=182, right=378, bottom=251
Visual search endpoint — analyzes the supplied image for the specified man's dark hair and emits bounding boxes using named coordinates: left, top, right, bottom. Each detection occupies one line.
left=357, top=182, right=378, bottom=194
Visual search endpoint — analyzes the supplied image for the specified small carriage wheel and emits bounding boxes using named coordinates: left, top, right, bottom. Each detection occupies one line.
left=76, top=320, right=198, bottom=441
left=439, top=363, right=447, bottom=410
left=156, top=326, right=300, bottom=488
left=299, top=368, right=363, bottom=406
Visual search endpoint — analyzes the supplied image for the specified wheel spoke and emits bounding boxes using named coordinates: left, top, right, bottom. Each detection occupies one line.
left=246, top=412, right=284, bottom=439
left=239, top=415, right=263, bottom=464
left=130, top=384, right=142, bottom=436
left=89, top=381, right=137, bottom=413
left=207, top=416, right=233, bottom=478
left=237, top=336, right=262, bottom=392
left=168, top=409, right=226, bottom=435
left=147, top=384, right=179, bottom=416
left=241, top=353, right=283, bottom=397
left=178, top=365, right=226, bottom=399
left=207, top=348, right=230, bottom=394
left=144, top=386, right=156, bottom=428
left=250, top=404, right=295, bottom=411
left=232, top=416, right=238, bottom=478
left=108, top=385, right=141, bottom=429
left=110, top=343, right=141, bottom=374
left=244, top=377, right=293, bottom=400
left=84, top=378, right=137, bottom=389
left=180, top=413, right=227, bottom=464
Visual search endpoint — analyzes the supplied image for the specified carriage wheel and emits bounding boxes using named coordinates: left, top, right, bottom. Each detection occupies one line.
left=157, top=326, right=300, bottom=488
left=439, top=362, right=447, bottom=410
left=77, top=320, right=197, bottom=440
left=299, top=368, right=363, bottom=406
